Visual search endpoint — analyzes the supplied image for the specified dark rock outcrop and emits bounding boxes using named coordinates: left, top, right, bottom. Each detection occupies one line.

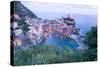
left=11, top=1, right=38, bottom=19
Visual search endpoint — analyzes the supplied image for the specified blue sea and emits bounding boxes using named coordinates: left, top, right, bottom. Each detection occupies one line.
left=45, top=34, right=79, bottom=49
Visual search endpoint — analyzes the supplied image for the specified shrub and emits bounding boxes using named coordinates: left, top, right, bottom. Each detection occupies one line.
left=13, top=44, right=75, bottom=65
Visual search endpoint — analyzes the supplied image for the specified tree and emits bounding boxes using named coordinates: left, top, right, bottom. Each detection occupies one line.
left=85, top=26, right=97, bottom=49
left=83, top=26, right=97, bottom=61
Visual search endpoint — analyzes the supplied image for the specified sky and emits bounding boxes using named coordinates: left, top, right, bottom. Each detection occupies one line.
left=21, top=1, right=97, bottom=20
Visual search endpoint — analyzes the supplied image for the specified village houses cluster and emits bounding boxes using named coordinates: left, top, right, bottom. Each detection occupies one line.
left=11, top=13, right=80, bottom=46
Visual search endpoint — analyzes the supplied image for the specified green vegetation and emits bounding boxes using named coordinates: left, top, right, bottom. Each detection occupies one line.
left=83, top=26, right=97, bottom=61
left=84, top=26, right=97, bottom=49
left=14, top=44, right=75, bottom=66
left=13, top=44, right=88, bottom=66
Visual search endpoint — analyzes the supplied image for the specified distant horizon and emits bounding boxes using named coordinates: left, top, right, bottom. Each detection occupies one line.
left=21, top=1, right=97, bottom=20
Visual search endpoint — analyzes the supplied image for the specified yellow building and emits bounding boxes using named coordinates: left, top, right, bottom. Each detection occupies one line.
left=13, top=37, right=22, bottom=46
